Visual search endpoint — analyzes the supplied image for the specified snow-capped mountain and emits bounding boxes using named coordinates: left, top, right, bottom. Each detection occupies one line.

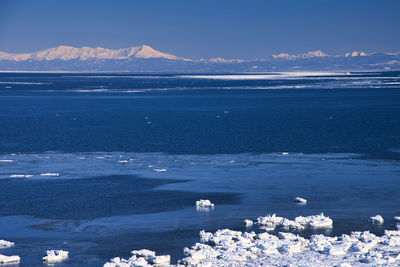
left=272, top=50, right=328, bottom=59
left=0, top=45, right=190, bottom=61
left=0, top=45, right=399, bottom=72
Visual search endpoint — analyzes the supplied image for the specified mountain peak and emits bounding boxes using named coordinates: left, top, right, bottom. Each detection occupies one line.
left=0, top=45, right=189, bottom=61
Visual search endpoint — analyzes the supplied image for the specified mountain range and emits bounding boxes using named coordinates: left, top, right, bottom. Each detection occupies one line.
left=0, top=45, right=399, bottom=72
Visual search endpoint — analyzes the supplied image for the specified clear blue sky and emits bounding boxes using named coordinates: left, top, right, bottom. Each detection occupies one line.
left=0, top=0, right=399, bottom=59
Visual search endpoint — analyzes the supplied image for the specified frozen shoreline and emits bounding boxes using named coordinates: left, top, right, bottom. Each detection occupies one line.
left=104, top=214, right=400, bottom=266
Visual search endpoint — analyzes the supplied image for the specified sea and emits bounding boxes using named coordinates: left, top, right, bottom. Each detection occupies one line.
left=0, top=71, right=399, bottom=266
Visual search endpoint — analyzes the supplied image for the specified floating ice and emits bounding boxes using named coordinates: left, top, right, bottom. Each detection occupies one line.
left=196, top=200, right=215, bottom=210
left=295, top=213, right=333, bottom=228
left=42, top=250, right=69, bottom=262
left=257, top=214, right=283, bottom=228
left=394, top=216, right=400, bottom=222
left=244, top=219, right=254, bottom=227
left=369, top=215, right=384, bottom=225
left=282, top=152, right=289, bottom=155
left=0, top=254, right=20, bottom=264
left=10, top=174, right=33, bottom=178
left=153, top=168, right=167, bottom=172
left=104, top=219, right=400, bottom=266
left=0, top=240, right=14, bottom=249
left=40, top=173, right=60, bottom=177
left=118, top=160, right=128, bottom=163
left=0, top=160, right=13, bottom=163
left=104, top=249, right=169, bottom=267
left=294, top=197, right=307, bottom=204
left=278, top=218, right=305, bottom=230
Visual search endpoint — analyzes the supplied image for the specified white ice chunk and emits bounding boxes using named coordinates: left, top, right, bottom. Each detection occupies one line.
left=0, top=240, right=14, bottom=249
left=42, top=250, right=69, bottom=262
left=0, top=254, right=20, bottom=264
left=153, top=168, right=167, bottom=172
left=0, top=160, right=13, bottom=163
left=294, top=197, right=307, bottom=204
left=40, top=173, right=60, bottom=176
left=150, top=255, right=170, bottom=265
left=278, top=218, right=305, bottom=230
left=369, top=215, right=384, bottom=225
left=196, top=200, right=215, bottom=210
left=10, top=174, right=33, bottom=178
left=131, top=249, right=156, bottom=258
left=295, top=213, right=333, bottom=228
left=394, top=216, right=400, bottom=222
left=257, top=214, right=283, bottom=228
left=244, top=219, right=253, bottom=227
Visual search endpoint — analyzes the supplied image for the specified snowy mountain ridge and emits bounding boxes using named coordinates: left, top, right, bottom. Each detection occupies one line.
left=0, top=45, right=191, bottom=61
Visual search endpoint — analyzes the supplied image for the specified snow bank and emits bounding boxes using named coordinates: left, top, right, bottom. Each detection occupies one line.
left=0, top=240, right=14, bottom=249
left=0, top=254, right=20, bottom=264
left=42, top=250, right=69, bottom=262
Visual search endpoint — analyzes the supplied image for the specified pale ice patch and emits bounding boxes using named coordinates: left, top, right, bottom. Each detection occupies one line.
left=178, top=72, right=343, bottom=80
left=0, top=160, right=13, bottom=163
left=394, top=216, right=400, bottom=222
left=42, top=250, right=69, bottom=263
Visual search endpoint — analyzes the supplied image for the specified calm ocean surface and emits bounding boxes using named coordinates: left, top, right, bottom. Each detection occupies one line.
left=0, top=71, right=399, bottom=266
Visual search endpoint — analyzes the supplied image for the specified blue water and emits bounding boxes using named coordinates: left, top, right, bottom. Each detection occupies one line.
left=0, top=72, right=399, bottom=266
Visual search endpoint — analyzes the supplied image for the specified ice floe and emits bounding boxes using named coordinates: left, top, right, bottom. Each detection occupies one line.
left=295, top=213, right=333, bottom=228
left=10, top=174, right=33, bottom=178
left=42, top=250, right=69, bottom=262
left=369, top=215, right=384, bottom=225
left=0, top=240, right=14, bottom=249
left=40, top=173, right=60, bottom=177
left=255, top=213, right=332, bottom=231
left=104, top=249, right=170, bottom=267
left=394, top=216, right=400, bottom=222
left=0, top=254, right=20, bottom=264
left=196, top=200, right=214, bottom=211
left=153, top=168, right=167, bottom=172
left=244, top=219, right=253, bottom=227
left=0, top=160, right=13, bottom=163
left=294, top=197, right=307, bottom=204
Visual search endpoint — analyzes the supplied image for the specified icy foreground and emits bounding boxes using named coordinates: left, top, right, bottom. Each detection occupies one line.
left=104, top=214, right=400, bottom=266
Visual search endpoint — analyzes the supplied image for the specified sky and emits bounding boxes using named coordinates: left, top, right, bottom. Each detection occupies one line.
left=0, top=0, right=399, bottom=59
